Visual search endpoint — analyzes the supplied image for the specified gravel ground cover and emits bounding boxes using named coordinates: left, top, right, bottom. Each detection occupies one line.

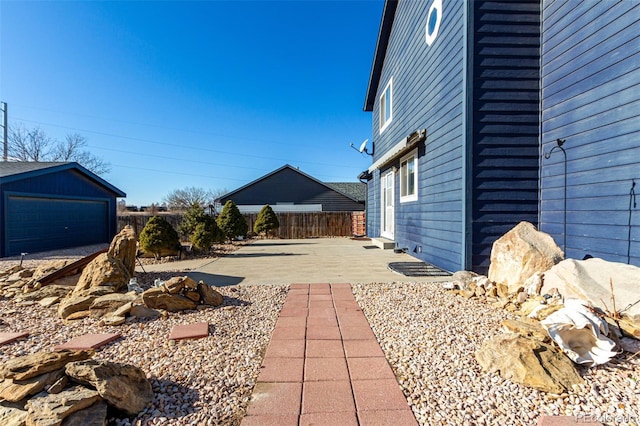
left=0, top=243, right=111, bottom=270
left=0, top=247, right=286, bottom=426
left=352, top=282, right=640, bottom=426
left=0, top=280, right=287, bottom=425
left=2, top=246, right=639, bottom=425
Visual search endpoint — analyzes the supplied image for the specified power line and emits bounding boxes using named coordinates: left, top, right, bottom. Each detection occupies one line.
left=110, top=163, right=249, bottom=182
left=12, top=116, right=363, bottom=170
left=11, top=103, right=311, bottom=150
left=88, top=145, right=267, bottom=172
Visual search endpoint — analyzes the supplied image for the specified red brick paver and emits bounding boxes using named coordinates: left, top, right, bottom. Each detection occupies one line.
left=54, top=333, right=121, bottom=351
left=242, top=283, right=416, bottom=425
left=168, top=322, right=209, bottom=341
left=0, top=332, right=29, bottom=346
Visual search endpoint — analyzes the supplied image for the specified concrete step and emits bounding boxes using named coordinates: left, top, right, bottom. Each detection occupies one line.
left=371, top=238, right=395, bottom=250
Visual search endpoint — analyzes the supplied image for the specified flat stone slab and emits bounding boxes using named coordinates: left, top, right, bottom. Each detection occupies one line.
left=54, top=333, right=121, bottom=351
left=169, top=322, right=209, bottom=341
left=0, top=332, right=29, bottom=346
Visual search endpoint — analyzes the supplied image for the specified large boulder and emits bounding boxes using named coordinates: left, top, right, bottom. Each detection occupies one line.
left=17, top=285, right=73, bottom=302
left=108, top=226, right=137, bottom=277
left=163, top=276, right=198, bottom=294
left=25, top=385, right=101, bottom=426
left=476, top=333, right=582, bottom=394
left=89, top=293, right=138, bottom=319
left=0, top=401, right=27, bottom=426
left=65, top=360, right=153, bottom=415
left=61, top=400, right=107, bottom=426
left=198, top=281, right=224, bottom=306
left=58, top=287, right=116, bottom=320
left=129, top=304, right=161, bottom=319
left=488, top=222, right=564, bottom=294
left=0, top=369, right=64, bottom=402
left=0, top=350, right=93, bottom=382
left=141, top=287, right=198, bottom=312
left=542, top=258, right=640, bottom=335
left=73, top=254, right=130, bottom=295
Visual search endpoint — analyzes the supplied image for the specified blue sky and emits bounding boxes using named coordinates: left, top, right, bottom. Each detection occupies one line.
left=0, top=0, right=383, bottom=206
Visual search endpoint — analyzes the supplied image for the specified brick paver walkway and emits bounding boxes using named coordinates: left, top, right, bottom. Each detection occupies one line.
left=242, top=283, right=417, bottom=426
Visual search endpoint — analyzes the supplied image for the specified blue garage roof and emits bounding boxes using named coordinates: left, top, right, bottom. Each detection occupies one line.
left=0, top=162, right=126, bottom=197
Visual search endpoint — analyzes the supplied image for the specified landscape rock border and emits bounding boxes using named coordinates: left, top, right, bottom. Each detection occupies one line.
left=0, top=349, right=153, bottom=425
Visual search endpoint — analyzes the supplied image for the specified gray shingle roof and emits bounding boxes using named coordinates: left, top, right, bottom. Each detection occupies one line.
left=0, top=161, right=70, bottom=178
left=0, top=161, right=125, bottom=196
left=326, top=182, right=366, bottom=202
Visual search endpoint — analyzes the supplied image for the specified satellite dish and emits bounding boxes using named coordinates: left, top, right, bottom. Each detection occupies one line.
left=350, top=138, right=373, bottom=156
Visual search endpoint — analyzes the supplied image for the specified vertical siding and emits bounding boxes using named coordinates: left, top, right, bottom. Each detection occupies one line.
left=540, top=0, right=640, bottom=265
left=366, top=168, right=381, bottom=237
left=1, top=169, right=119, bottom=256
left=470, top=0, right=542, bottom=273
left=370, top=0, right=465, bottom=272
left=220, top=167, right=364, bottom=212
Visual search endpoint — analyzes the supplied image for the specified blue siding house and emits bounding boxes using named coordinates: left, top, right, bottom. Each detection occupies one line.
left=363, top=0, right=541, bottom=273
left=539, top=1, right=640, bottom=266
left=0, top=162, right=125, bottom=257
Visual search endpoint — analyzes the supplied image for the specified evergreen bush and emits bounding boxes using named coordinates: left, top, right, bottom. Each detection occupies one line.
left=217, top=200, right=248, bottom=241
left=178, top=203, right=207, bottom=239
left=191, top=215, right=222, bottom=251
left=139, top=215, right=180, bottom=259
left=254, top=204, right=280, bottom=237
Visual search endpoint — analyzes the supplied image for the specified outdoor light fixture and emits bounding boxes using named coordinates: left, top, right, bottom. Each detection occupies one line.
left=544, top=138, right=567, bottom=253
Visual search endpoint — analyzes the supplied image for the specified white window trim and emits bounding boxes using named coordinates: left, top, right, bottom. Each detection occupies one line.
left=399, top=149, right=418, bottom=203
left=425, top=0, right=442, bottom=46
left=379, top=78, right=393, bottom=133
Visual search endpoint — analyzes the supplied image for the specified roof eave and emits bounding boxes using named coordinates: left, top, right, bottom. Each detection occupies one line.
left=0, top=162, right=126, bottom=197
left=363, top=0, right=399, bottom=112
left=216, top=164, right=363, bottom=204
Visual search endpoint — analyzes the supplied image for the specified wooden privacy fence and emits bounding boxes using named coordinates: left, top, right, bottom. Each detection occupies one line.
left=244, top=212, right=358, bottom=239
left=118, top=211, right=364, bottom=239
left=118, top=213, right=183, bottom=237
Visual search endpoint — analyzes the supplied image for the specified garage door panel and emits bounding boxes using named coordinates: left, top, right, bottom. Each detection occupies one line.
left=6, top=196, right=108, bottom=256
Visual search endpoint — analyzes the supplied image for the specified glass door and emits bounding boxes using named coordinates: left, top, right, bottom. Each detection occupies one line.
left=381, top=170, right=394, bottom=239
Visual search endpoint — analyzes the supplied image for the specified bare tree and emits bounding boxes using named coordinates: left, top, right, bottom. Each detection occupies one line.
left=51, top=133, right=111, bottom=175
left=7, top=125, right=111, bottom=175
left=8, top=125, right=54, bottom=161
left=163, top=186, right=227, bottom=211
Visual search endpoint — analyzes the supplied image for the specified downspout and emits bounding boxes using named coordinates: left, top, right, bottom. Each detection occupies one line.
left=537, top=0, right=544, bottom=230
left=461, top=0, right=474, bottom=271
left=628, top=180, right=637, bottom=264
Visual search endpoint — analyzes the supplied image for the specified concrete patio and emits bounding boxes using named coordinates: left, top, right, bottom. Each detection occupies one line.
left=137, top=238, right=453, bottom=286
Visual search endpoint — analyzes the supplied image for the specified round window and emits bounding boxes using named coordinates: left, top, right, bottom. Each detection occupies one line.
left=425, top=0, right=442, bottom=46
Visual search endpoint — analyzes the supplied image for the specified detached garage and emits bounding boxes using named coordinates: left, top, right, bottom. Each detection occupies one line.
left=0, top=162, right=125, bottom=257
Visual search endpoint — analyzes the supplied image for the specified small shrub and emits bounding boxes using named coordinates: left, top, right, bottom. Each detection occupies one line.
left=178, top=203, right=207, bottom=239
left=139, top=216, right=180, bottom=259
left=217, top=200, right=248, bottom=241
left=254, top=204, right=280, bottom=237
left=191, top=215, right=222, bottom=251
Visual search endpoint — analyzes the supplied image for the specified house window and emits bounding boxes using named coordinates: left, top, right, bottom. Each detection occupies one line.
left=425, top=0, right=442, bottom=46
left=379, top=78, right=393, bottom=133
left=400, top=150, right=418, bottom=202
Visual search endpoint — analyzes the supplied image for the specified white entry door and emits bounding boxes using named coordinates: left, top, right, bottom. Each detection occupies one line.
left=381, top=170, right=394, bottom=239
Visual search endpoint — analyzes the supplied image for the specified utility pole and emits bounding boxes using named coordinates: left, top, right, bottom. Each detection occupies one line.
left=1, top=102, right=7, bottom=161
